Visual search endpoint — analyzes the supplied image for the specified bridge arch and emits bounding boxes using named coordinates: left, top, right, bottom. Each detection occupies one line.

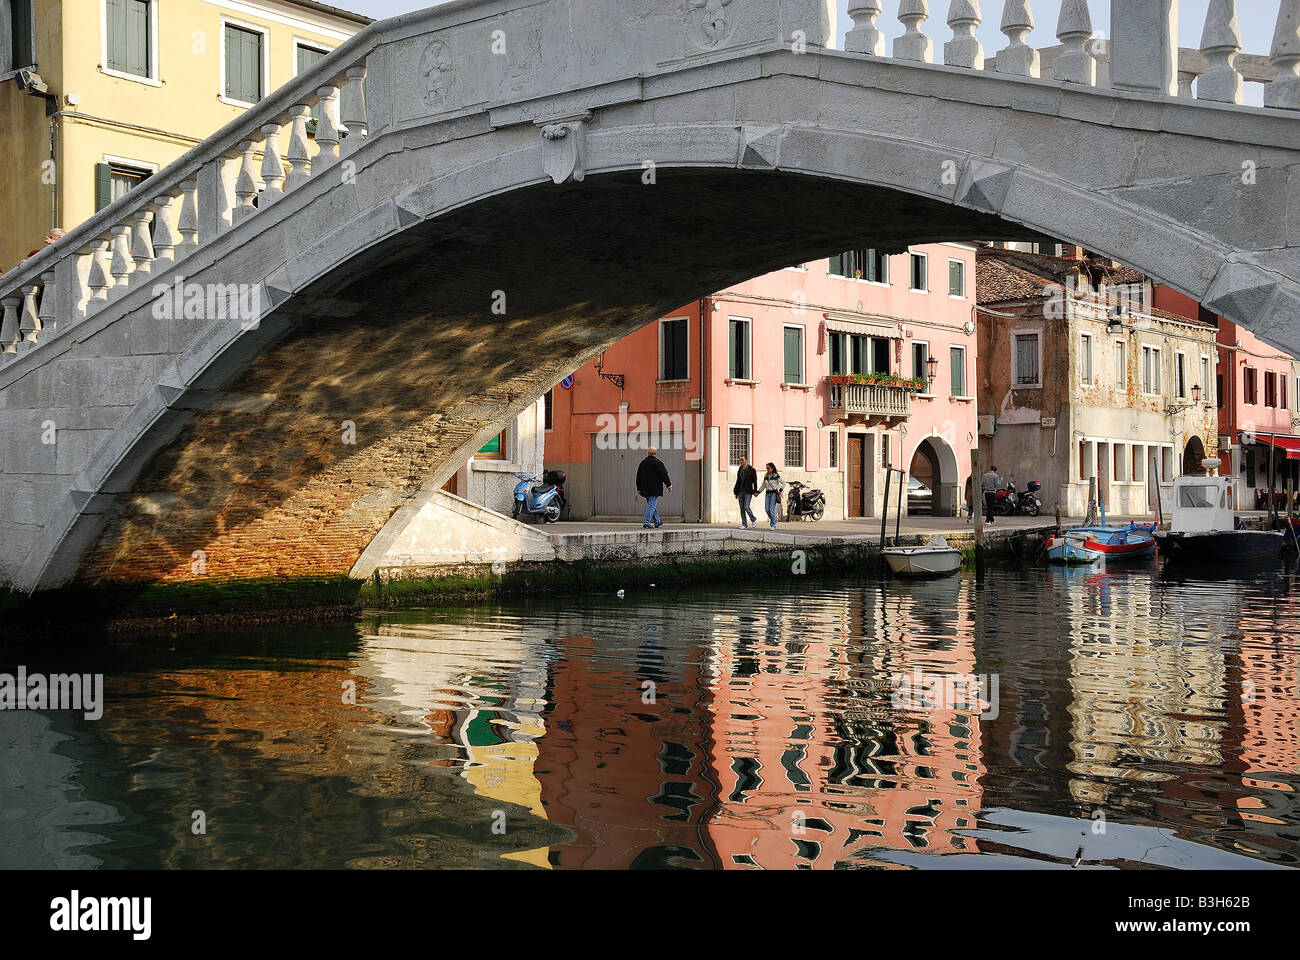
left=4, top=8, right=1300, bottom=592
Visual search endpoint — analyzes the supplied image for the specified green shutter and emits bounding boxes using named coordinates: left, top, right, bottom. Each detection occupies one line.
left=728, top=321, right=737, bottom=378
left=298, top=46, right=327, bottom=123
left=673, top=320, right=687, bottom=379
left=829, top=253, right=843, bottom=277
left=784, top=327, right=801, bottom=384
left=226, top=26, right=262, bottom=102
left=126, top=0, right=149, bottom=78
left=106, top=0, right=125, bottom=72
left=94, top=163, right=113, bottom=212
left=951, top=347, right=964, bottom=396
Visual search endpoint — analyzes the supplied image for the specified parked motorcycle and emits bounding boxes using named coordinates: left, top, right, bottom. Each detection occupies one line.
left=511, top=470, right=568, bottom=523
left=786, top=481, right=827, bottom=521
left=994, top=480, right=1042, bottom=517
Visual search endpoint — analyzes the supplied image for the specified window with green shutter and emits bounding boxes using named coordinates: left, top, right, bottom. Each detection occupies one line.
left=224, top=24, right=263, bottom=103
left=95, top=162, right=151, bottom=212
left=783, top=326, right=803, bottom=385
left=296, top=44, right=328, bottom=124
left=105, top=0, right=151, bottom=78
left=950, top=346, right=967, bottom=397
left=728, top=319, right=750, bottom=381
left=660, top=318, right=688, bottom=381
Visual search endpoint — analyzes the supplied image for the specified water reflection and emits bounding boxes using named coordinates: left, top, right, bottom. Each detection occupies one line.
left=1, top=567, right=1297, bottom=869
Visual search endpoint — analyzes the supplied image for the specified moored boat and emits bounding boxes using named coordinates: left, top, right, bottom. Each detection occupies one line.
left=883, top=536, right=962, bottom=578
left=1154, top=466, right=1285, bottom=564
left=1080, top=523, right=1157, bottom=561
left=1046, top=533, right=1104, bottom=565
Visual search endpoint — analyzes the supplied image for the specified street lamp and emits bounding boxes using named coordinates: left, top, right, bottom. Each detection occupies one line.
left=1106, top=305, right=1128, bottom=336
left=1166, top=384, right=1204, bottom=416
left=926, top=355, right=939, bottom=385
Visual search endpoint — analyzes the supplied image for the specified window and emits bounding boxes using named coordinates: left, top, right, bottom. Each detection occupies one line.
left=1132, top=445, right=1146, bottom=484
left=784, top=429, right=804, bottom=469
left=910, top=252, right=928, bottom=292
left=950, top=346, right=967, bottom=398
left=912, top=341, right=929, bottom=383
left=478, top=429, right=506, bottom=460
left=828, top=332, right=847, bottom=376
left=94, top=161, right=153, bottom=212
left=1243, top=366, right=1257, bottom=405
left=1295, top=376, right=1300, bottom=412
left=1265, top=371, right=1278, bottom=408
left=295, top=43, right=329, bottom=124
left=1111, top=283, right=1147, bottom=312
left=105, top=0, right=152, bottom=80
left=1161, top=447, right=1174, bottom=482
left=1141, top=346, right=1162, bottom=394
left=871, top=337, right=890, bottom=375
left=783, top=326, right=804, bottom=385
left=1200, top=356, right=1212, bottom=405
left=1113, top=444, right=1128, bottom=482
left=8, top=0, right=34, bottom=70
left=1080, top=334, right=1094, bottom=385
left=829, top=249, right=888, bottom=282
left=828, top=430, right=839, bottom=469
left=1217, top=372, right=1225, bottom=409
left=1078, top=440, right=1094, bottom=480
left=728, top=426, right=751, bottom=466
left=1174, top=351, right=1187, bottom=399
left=224, top=23, right=265, bottom=104
left=1014, top=333, right=1040, bottom=386
left=728, top=318, right=751, bottom=380
left=1113, top=341, right=1126, bottom=388
left=543, top=389, right=553, bottom=431
left=660, top=318, right=689, bottom=381
left=948, top=259, right=965, bottom=298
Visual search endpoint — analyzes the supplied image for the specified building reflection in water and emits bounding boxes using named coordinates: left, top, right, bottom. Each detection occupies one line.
left=2, top=567, right=1296, bottom=869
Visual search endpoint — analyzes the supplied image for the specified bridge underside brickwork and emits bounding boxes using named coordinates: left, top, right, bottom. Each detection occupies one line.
left=4, top=0, right=1300, bottom=593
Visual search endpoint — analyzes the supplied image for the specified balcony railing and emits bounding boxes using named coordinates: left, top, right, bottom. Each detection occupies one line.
left=826, top=379, right=912, bottom=426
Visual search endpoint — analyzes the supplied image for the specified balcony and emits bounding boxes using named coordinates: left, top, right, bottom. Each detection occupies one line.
left=826, top=378, right=913, bottom=427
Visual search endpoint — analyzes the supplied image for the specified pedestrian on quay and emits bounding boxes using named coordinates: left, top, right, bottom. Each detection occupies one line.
left=981, top=464, right=1002, bottom=525
left=734, top=455, right=759, bottom=529
left=964, top=473, right=975, bottom=523
left=636, top=445, right=672, bottom=529
left=761, top=462, right=785, bottom=530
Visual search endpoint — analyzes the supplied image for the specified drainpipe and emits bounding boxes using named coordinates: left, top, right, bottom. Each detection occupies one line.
left=699, top=297, right=709, bottom=523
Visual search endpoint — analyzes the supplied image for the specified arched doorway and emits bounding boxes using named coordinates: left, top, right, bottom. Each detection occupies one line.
left=1184, top=437, right=1207, bottom=475
left=909, top=436, right=961, bottom=517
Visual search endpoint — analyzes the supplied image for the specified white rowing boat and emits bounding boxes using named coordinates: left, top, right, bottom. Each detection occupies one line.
left=883, top=536, right=963, bottom=578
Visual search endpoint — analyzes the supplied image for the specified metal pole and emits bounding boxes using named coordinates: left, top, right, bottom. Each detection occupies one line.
left=972, top=449, right=983, bottom=557
left=1269, top=433, right=1278, bottom=525
left=895, top=469, right=903, bottom=541
left=881, top=468, right=892, bottom=547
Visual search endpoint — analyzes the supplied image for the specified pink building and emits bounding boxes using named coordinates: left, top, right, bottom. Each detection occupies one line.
left=1154, top=287, right=1300, bottom=508
left=547, top=245, right=980, bottom=521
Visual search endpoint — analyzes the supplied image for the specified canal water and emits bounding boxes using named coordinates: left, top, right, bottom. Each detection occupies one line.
left=2, top=564, right=1298, bottom=870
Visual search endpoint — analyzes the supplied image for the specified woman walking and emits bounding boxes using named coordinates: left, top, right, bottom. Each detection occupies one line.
left=762, top=462, right=784, bottom=530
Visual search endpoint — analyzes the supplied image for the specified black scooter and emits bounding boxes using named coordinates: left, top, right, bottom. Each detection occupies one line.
left=786, top=481, right=826, bottom=521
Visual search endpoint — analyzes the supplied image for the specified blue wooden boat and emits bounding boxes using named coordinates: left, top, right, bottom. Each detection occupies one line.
left=1046, top=532, right=1103, bottom=565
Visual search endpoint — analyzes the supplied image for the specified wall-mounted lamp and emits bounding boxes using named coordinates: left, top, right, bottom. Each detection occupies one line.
left=1165, top=384, right=1204, bottom=416
left=1106, top=305, right=1128, bottom=336
left=926, top=355, right=939, bottom=385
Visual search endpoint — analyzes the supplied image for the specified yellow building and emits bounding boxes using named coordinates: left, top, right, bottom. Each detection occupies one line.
left=1, top=0, right=369, bottom=269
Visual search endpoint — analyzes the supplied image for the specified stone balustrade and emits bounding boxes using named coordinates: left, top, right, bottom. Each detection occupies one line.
left=845, top=0, right=1299, bottom=107
left=0, top=38, right=372, bottom=365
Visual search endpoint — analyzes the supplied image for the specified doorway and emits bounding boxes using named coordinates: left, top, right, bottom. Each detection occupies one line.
left=848, top=435, right=867, bottom=518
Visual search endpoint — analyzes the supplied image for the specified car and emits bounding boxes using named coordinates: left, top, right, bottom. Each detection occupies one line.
left=907, top=476, right=933, bottom=515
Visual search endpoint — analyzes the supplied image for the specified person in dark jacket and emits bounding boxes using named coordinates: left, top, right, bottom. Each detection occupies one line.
left=636, top=446, right=673, bottom=528
left=733, top=455, right=759, bottom=529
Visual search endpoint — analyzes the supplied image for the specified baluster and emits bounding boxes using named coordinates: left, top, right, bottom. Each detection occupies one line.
left=894, top=0, right=934, bottom=63
left=944, top=1, right=983, bottom=69
left=18, top=285, right=41, bottom=353
left=202, top=151, right=240, bottom=236
left=129, top=209, right=155, bottom=284
left=0, top=295, right=19, bottom=358
left=234, top=138, right=261, bottom=222
left=286, top=105, right=312, bottom=191
left=177, top=178, right=200, bottom=257
left=846, top=2, right=886, bottom=56
left=151, top=195, right=179, bottom=269
left=87, top=236, right=113, bottom=306
left=314, top=84, right=342, bottom=169
left=1178, top=70, right=1199, bottom=98
left=1053, top=0, right=1095, bottom=85
left=108, top=225, right=133, bottom=299
left=1266, top=0, right=1300, bottom=109
left=37, top=270, right=57, bottom=340
left=1197, top=0, right=1242, bottom=103
left=341, top=64, right=368, bottom=156
left=996, top=0, right=1039, bottom=77
left=260, top=123, right=286, bottom=204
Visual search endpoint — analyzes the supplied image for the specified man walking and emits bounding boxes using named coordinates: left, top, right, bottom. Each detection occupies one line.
left=981, top=464, right=1002, bottom=525
left=636, top=446, right=672, bottom=529
left=734, top=455, right=759, bottom=529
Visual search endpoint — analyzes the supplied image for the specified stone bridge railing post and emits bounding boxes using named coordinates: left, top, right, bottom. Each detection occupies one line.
left=996, top=0, right=1039, bottom=77
left=895, top=0, right=934, bottom=62
left=846, top=2, right=886, bottom=56
left=944, top=1, right=983, bottom=70
left=1198, top=0, right=1243, bottom=103
left=1267, top=0, right=1300, bottom=108
left=1110, top=0, right=1179, bottom=97
left=1053, top=0, right=1094, bottom=84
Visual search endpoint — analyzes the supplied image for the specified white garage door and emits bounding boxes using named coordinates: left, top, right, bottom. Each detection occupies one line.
left=591, top=435, right=686, bottom=518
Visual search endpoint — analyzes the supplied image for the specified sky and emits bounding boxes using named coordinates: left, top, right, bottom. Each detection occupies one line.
left=344, top=0, right=1279, bottom=103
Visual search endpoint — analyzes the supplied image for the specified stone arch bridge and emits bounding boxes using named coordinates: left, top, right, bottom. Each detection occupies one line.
left=3, top=0, right=1300, bottom=593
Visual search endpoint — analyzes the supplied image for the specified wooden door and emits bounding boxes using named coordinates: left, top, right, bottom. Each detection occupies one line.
left=848, top=435, right=865, bottom=518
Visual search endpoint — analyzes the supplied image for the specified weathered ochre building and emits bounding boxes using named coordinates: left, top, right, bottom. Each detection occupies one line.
left=975, top=246, right=1219, bottom=517
left=1, top=0, right=368, bottom=270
